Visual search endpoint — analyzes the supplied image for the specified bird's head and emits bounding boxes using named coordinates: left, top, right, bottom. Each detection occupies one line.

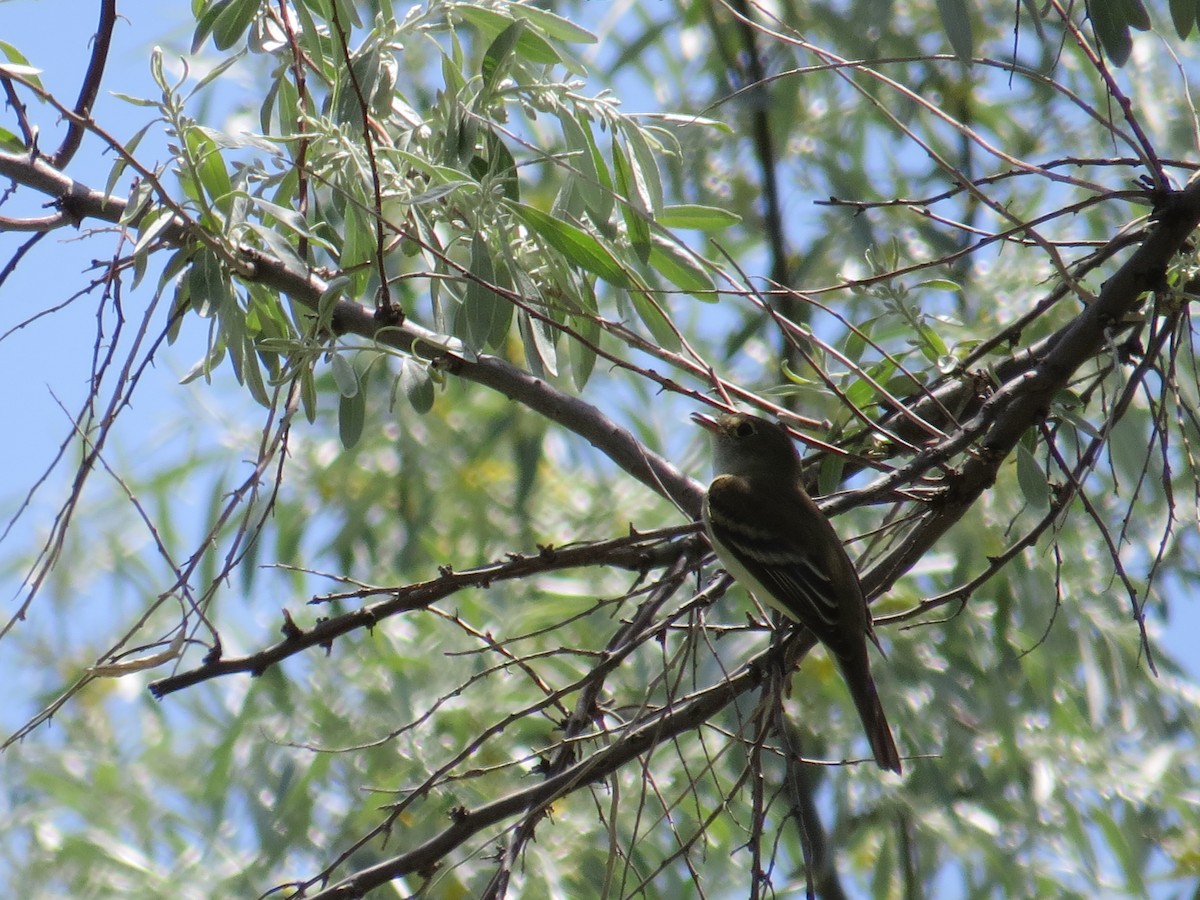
left=691, top=412, right=802, bottom=481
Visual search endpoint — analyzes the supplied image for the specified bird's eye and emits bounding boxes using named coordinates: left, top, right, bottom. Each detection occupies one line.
left=734, top=421, right=755, bottom=438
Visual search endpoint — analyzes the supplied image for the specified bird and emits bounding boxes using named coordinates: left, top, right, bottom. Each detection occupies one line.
left=692, top=411, right=902, bottom=773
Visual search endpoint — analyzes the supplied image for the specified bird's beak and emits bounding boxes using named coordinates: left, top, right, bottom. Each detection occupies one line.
left=691, top=412, right=720, bottom=433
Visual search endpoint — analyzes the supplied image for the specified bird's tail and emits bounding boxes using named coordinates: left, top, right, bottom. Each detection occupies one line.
left=839, top=651, right=902, bottom=774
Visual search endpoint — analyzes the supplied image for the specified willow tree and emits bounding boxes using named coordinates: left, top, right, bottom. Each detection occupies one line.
left=3, top=1, right=1199, bottom=897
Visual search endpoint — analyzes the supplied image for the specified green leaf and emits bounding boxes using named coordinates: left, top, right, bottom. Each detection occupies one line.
left=0, top=125, right=25, bottom=154
left=507, top=5, right=596, bottom=44
left=241, top=334, right=270, bottom=407
left=459, top=232, right=510, bottom=351
left=1169, top=0, right=1196, bottom=37
left=620, top=123, right=663, bottom=216
left=399, top=358, right=435, bottom=414
left=648, top=237, right=715, bottom=299
left=1122, top=0, right=1151, bottom=31
left=299, top=365, right=317, bottom=423
left=915, top=278, right=963, bottom=294
left=611, top=138, right=651, bottom=263
left=629, top=290, right=680, bottom=352
left=481, top=18, right=526, bottom=98
left=936, top=0, right=974, bottom=62
left=817, top=452, right=845, bottom=499
left=1016, top=443, right=1050, bottom=509
left=104, top=123, right=153, bottom=199
left=338, top=385, right=366, bottom=449
left=211, top=0, right=259, bottom=51
left=569, top=310, right=600, bottom=391
left=330, top=353, right=359, bottom=398
left=507, top=201, right=631, bottom=287
left=184, top=127, right=233, bottom=217
left=1088, top=0, right=1132, bottom=66
left=185, top=249, right=232, bottom=318
left=517, top=309, right=558, bottom=379
left=558, top=110, right=612, bottom=220
left=658, top=204, right=741, bottom=231
left=0, top=40, right=43, bottom=90
left=340, top=204, right=373, bottom=296
left=916, top=322, right=949, bottom=362
left=132, top=206, right=177, bottom=256
left=454, top=6, right=562, bottom=66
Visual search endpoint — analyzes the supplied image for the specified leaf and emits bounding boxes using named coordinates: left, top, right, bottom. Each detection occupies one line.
left=481, top=18, right=526, bottom=97
left=132, top=206, right=177, bottom=256
left=658, top=204, right=741, bottom=231
left=817, top=452, right=845, bottom=499
left=569, top=310, right=600, bottom=391
left=648, top=237, right=715, bottom=299
left=558, top=110, right=612, bottom=220
left=330, top=353, right=359, bottom=398
left=458, top=232, right=510, bottom=350
left=338, top=386, right=366, bottom=449
left=184, top=127, right=233, bottom=217
left=0, top=126, right=24, bottom=154
left=611, top=137, right=651, bottom=263
left=915, top=278, right=963, bottom=294
left=399, top=358, right=435, bottom=414
left=0, top=40, right=43, bottom=90
left=1016, top=443, right=1050, bottom=509
left=620, top=123, right=663, bottom=216
left=300, top=366, right=317, bottom=423
left=453, top=7, right=562, bottom=66
left=507, top=201, right=631, bottom=287
left=1088, top=0, right=1132, bottom=66
left=185, top=249, right=232, bottom=318
left=936, top=0, right=974, bottom=62
left=629, top=290, right=681, bottom=352
left=1169, top=0, right=1196, bottom=37
left=1122, top=0, right=1151, bottom=31
left=211, top=0, right=260, bottom=51
left=241, top=334, right=270, bottom=407
left=508, top=5, right=597, bottom=44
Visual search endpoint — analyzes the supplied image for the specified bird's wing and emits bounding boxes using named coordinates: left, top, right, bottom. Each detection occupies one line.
left=703, top=475, right=853, bottom=635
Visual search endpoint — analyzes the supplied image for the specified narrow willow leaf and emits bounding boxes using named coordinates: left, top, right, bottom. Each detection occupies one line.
left=510, top=5, right=597, bottom=43
left=629, top=290, right=680, bottom=352
left=558, top=110, right=611, bottom=219
left=481, top=18, right=526, bottom=97
left=1168, top=0, right=1195, bottom=38
left=454, top=7, right=562, bottom=66
left=1088, top=1, right=1132, bottom=65
left=399, top=358, right=435, bottom=414
left=338, top=386, right=366, bottom=449
left=569, top=311, right=600, bottom=391
left=508, top=201, right=630, bottom=287
left=1015, top=443, right=1050, bottom=509
left=648, top=237, right=715, bottom=299
left=185, top=126, right=233, bottom=216
left=459, top=232, right=509, bottom=350
left=612, top=137, right=651, bottom=263
left=620, top=123, right=663, bottom=215
left=658, top=204, right=741, bottom=230
left=330, top=353, right=359, bottom=397
left=936, top=0, right=974, bottom=61
left=241, top=334, right=270, bottom=407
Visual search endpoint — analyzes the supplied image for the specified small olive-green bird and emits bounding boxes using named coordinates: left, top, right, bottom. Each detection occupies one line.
left=693, top=411, right=902, bottom=773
